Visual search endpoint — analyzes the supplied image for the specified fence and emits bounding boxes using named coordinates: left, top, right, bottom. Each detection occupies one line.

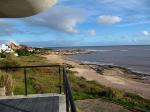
left=0, top=65, right=77, bottom=112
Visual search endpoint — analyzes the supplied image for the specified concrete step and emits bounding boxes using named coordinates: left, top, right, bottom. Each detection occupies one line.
left=0, top=93, right=66, bottom=112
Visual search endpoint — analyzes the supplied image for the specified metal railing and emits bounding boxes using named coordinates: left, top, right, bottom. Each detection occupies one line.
left=0, top=65, right=77, bottom=112
left=63, top=66, right=77, bottom=112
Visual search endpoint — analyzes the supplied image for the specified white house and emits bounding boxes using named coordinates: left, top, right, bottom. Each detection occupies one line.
left=0, top=44, right=14, bottom=53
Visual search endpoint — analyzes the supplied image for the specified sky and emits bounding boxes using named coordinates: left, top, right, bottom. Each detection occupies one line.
left=0, top=0, right=150, bottom=47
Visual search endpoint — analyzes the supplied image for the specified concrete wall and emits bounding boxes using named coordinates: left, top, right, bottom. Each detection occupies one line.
left=0, top=93, right=66, bottom=112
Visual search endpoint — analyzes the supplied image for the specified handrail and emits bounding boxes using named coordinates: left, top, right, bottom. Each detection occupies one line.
left=0, top=65, right=77, bottom=112
left=63, top=66, right=77, bottom=112
left=0, top=65, right=60, bottom=69
left=0, top=65, right=61, bottom=95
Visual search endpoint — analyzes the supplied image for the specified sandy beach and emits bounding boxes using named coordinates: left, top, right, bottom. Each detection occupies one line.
left=44, top=54, right=150, bottom=100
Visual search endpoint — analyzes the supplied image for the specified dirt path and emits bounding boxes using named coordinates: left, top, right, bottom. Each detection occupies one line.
left=76, top=99, right=131, bottom=112
left=44, top=54, right=150, bottom=99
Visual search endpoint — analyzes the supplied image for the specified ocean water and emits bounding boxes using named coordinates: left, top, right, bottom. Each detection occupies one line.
left=66, top=45, right=150, bottom=75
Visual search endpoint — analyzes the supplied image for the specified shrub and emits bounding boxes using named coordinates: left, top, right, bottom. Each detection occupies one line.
left=0, top=72, right=14, bottom=95
left=98, top=88, right=116, bottom=98
left=0, top=54, right=20, bottom=67
left=0, top=52, right=7, bottom=58
left=0, top=54, right=20, bottom=71
left=15, top=49, right=32, bottom=56
left=124, top=92, right=143, bottom=101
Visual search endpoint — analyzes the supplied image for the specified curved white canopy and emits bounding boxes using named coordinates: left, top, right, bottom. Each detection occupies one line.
left=0, top=0, right=57, bottom=18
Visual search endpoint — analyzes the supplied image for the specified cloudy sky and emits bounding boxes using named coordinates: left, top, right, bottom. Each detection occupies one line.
left=0, top=0, right=150, bottom=47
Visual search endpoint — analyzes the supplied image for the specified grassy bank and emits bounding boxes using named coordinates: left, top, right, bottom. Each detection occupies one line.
left=0, top=54, right=150, bottom=112
left=68, top=70, right=150, bottom=112
left=0, top=54, right=60, bottom=95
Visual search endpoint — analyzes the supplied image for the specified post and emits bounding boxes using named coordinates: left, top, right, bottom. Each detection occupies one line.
left=63, top=66, right=69, bottom=112
left=24, top=68, right=28, bottom=96
left=59, top=65, right=62, bottom=94
left=63, top=67, right=66, bottom=94
left=63, top=66, right=77, bottom=112
left=66, top=86, right=69, bottom=112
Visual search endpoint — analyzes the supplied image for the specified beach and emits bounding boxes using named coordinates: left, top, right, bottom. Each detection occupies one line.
left=44, top=54, right=150, bottom=100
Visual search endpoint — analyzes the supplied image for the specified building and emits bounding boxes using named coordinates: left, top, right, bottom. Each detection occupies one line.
left=0, top=44, right=14, bottom=53
left=8, top=42, right=34, bottom=52
left=7, top=42, right=21, bottom=50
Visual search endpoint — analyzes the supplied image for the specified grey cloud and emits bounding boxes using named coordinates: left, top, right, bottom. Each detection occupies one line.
left=0, top=20, right=23, bottom=36
left=22, top=6, right=86, bottom=34
left=97, top=15, right=122, bottom=25
left=0, top=19, right=49, bottom=37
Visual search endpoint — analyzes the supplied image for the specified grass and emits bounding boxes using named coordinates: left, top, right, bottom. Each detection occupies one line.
left=10, top=67, right=60, bottom=95
left=67, top=70, right=150, bottom=112
left=0, top=72, right=14, bottom=95
left=0, top=54, right=150, bottom=112
left=18, top=55, right=50, bottom=66
left=0, top=54, right=60, bottom=95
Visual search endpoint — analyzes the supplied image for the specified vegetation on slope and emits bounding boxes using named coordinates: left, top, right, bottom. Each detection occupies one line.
left=68, top=70, right=150, bottom=112
left=0, top=54, right=150, bottom=112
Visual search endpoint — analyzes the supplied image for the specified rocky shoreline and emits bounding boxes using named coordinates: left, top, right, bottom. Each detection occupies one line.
left=51, top=49, right=94, bottom=55
left=81, top=63, right=150, bottom=83
left=44, top=54, right=150, bottom=99
left=66, top=56, right=150, bottom=81
left=84, top=63, right=149, bottom=76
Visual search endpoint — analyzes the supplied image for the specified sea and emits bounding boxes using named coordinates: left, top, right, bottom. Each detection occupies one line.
left=60, top=45, right=150, bottom=75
